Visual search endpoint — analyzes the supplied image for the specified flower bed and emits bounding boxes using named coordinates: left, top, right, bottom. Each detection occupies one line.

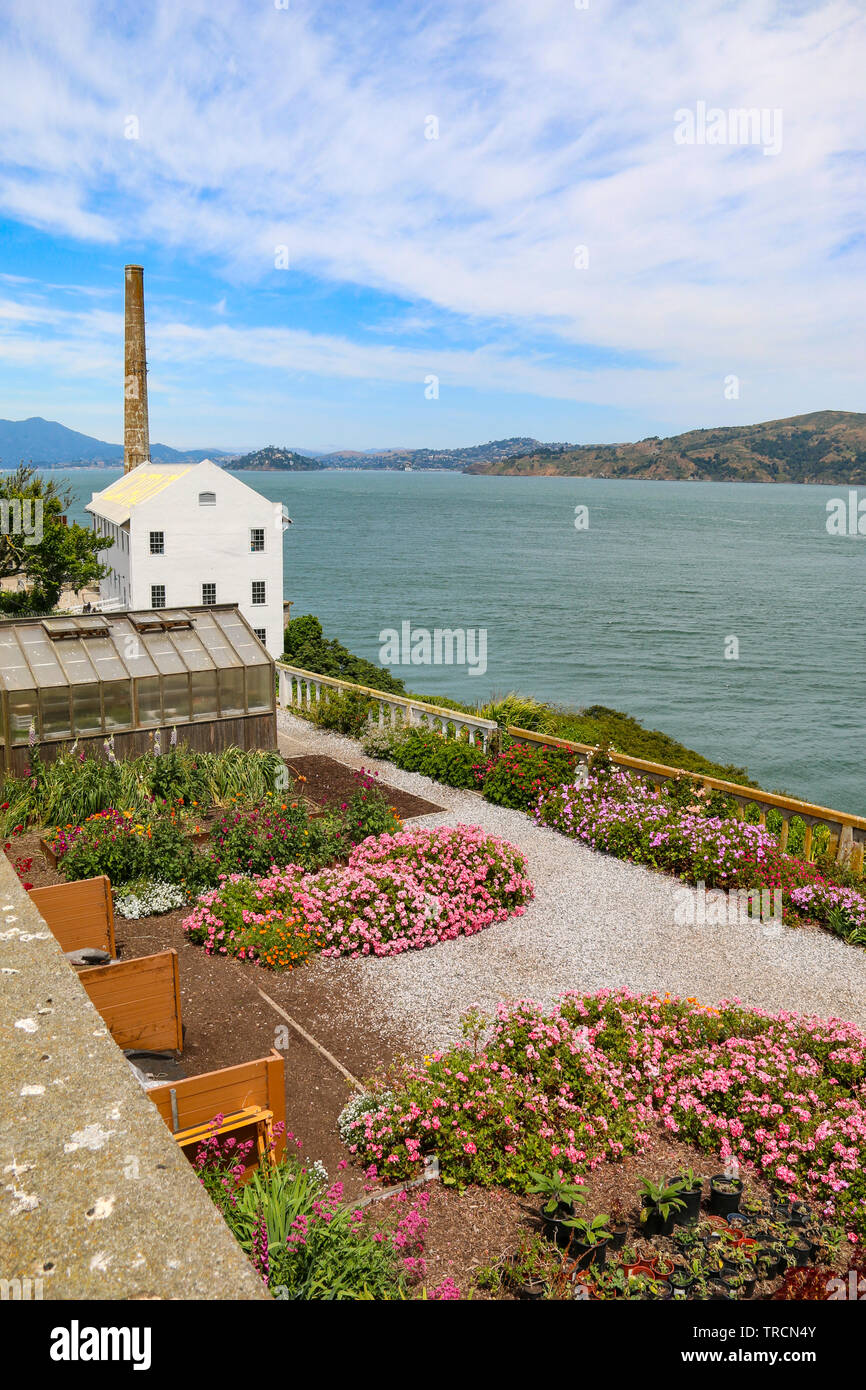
left=197, top=1127, right=439, bottom=1299
left=46, top=772, right=405, bottom=909
left=340, top=989, right=866, bottom=1244
left=182, top=824, right=534, bottom=966
left=47, top=807, right=217, bottom=891
left=534, top=768, right=866, bottom=944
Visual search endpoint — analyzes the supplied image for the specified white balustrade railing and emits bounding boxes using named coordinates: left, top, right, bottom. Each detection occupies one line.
left=276, top=662, right=498, bottom=750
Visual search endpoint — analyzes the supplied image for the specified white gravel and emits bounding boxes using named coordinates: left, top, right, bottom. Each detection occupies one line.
left=279, top=711, right=866, bottom=1051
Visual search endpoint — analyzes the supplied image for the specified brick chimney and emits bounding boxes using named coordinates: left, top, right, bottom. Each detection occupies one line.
left=123, top=265, right=150, bottom=473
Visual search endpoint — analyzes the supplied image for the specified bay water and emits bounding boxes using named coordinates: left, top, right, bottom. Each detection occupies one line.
left=61, top=469, right=865, bottom=815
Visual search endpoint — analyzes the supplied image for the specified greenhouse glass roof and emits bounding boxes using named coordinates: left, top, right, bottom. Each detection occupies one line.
left=0, top=607, right=269, bottom=693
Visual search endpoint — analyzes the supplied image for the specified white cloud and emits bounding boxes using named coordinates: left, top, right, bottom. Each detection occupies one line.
left=0, top=0, right=864, bottom=434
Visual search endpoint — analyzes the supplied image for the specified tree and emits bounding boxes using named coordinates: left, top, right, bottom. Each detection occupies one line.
left=0, top=465, right=112, bottom=615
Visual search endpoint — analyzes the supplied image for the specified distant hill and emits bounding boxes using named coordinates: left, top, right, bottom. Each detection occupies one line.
left=0, top=417, right=232, bottom=467
left=323, top=437, right=546, bottom=470
left=228, top=444, right=326, bottom=471
left=467, top=411, right=866, bottom=484
left=228, top=437, right=549, bottom=471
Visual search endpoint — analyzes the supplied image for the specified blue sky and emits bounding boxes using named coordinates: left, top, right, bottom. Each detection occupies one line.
left=0, top=0, right=863, bottom=451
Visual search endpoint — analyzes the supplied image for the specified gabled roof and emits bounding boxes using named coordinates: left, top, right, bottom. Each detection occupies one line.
left=85, top=463, right=197, bottom=525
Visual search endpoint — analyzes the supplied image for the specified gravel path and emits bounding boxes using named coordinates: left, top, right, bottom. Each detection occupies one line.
left=278, top=712, right=866, bottom=1050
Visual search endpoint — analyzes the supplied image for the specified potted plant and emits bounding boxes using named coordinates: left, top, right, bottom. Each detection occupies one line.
left=669, top=1264, right=697, bottom=1300
left=566, top=1214, right=612, bottom=1269
left=723, top=1263, right=757, bottom=1299
left=607, top=1201, right=629, bottom=1251
left=710, top=1172, right=743, bottom=1217
left=728, top=1211, right=756, bottom=1231
left=639, top=1177, right=687, bottom=1238
left=528, top=1171, right=587, bottom=1247
left=741, top=1192, right=766, bottom=1216
left=668, top=1167, right=703, bottom=1225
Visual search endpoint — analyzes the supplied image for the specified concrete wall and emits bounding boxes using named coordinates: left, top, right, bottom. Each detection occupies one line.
left=0, top=854, right=268, bottom=1300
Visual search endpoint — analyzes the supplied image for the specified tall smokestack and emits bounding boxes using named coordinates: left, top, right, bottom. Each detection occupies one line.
left=124, top=264, right=150, bottom=473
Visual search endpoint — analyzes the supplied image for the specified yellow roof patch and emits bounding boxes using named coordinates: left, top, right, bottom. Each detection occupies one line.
left=86, top=464, right=196, bottom=524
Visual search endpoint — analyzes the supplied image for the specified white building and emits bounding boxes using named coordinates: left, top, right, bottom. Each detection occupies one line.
left=86, top=460, right=289, bottom=658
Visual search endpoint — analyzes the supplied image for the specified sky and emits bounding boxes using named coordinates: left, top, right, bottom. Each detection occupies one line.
left=0, top=0, right=863, bottom=452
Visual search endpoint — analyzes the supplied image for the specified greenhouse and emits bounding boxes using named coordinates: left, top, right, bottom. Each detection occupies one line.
left=0, top=605, right=276, bottom=774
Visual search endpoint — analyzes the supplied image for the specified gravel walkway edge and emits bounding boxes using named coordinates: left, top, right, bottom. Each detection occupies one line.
left=277, top=710, right=866, bottom=1051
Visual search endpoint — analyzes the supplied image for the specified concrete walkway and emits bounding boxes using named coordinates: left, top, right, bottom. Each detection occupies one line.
left=278, top=713, right=866, bottom=1051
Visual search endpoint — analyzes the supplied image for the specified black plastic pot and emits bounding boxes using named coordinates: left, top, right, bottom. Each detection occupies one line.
left=609, top=1223, right=628, bottom=1251
left=790, top=1240, right=813, bottom=1265
left=721, top=1272, right=754, bottom=1300
left=757, top=1246, right=784, bottom=1278
left=517, top=1278, right=546, bottom=1300
left=708, top=1280, right=732, bottom=1300
left=542, top=1214, right=575, bottom=1249
left=666, top=1176, right=703, bottom=1226
left=571, top=1237, right=608, bottom=1270
left=642, top=1207, right=677, bottom=1238
left=709, top=1174, right=743, bottom=1217
left=637, top=1279, right=672, bottom=1301
left=669, top=1272, right=696, bottom=1300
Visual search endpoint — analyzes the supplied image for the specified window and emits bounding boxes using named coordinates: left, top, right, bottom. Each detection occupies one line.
left=218, top=667, right=245, bottom=715
left=162, top=672, right=190, bottom=723
left=250, top=527, right=265, bottom=552
left=136, top=676, right=162, bottom=726
left=151, top=584, right=166, bottom=609
left=251, top=580, right=266, bottom=606
left=72, top=683, right=102, bottom=734
left=149, top=531, right=164, bottom=555
left=198, top=491, right=216, bottom=506
left=201, top=582, right=217, bottom=606
left=246, top=664, right=273, bottom=712
left=253, top=627, right=267, bottom=645
left=191, top=670, right=218, bottom=719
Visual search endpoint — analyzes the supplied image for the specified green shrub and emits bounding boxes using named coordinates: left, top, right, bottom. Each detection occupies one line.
left=198, top=1144, right=420, bottom=1300
left=54, top=809, right=217, bottom=891
left=310, top=690, right=374, bottom=738
left=481, top=739, right=580, bottom=811
left=283, top=614, right=406, bottom=695
left=375, top=726, right=486, bottom=789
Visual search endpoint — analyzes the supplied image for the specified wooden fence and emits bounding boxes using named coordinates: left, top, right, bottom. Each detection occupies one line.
left=78, top=949, right=183, bottom=1054
left=148, top=1050, right=287, bottom=1176
left=27, top=875, right=116, bottom=956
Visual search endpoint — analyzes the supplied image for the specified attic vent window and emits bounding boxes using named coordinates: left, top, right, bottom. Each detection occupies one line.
left=199, top=491, right=216, bottom=506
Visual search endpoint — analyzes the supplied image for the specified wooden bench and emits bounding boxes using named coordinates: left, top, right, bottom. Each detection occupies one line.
left=77, top=949, right=183, bottom=1054
left=28, top=876, right=116, bottom=957
left=147, top=1051, right=286, bottom=1176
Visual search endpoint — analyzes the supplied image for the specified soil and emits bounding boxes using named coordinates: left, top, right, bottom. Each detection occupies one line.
left=284, top=753, right=443, bottom=821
